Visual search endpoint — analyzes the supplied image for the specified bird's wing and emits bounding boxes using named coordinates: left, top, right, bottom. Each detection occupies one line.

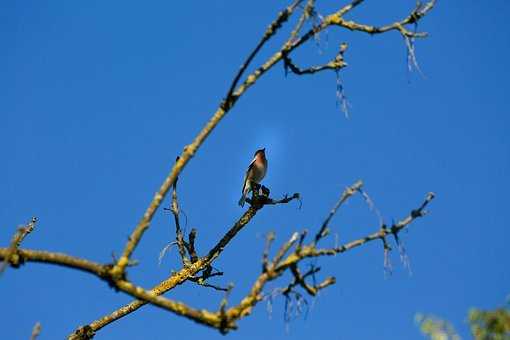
left=241, top=157, right=257, bottom=193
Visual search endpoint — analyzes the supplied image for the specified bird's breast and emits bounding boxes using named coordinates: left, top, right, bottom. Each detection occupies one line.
left=251, top=160, right=267, bottom=183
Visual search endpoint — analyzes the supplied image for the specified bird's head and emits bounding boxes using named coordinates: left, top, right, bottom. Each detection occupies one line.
left=254, top=148, right=266, bottom=157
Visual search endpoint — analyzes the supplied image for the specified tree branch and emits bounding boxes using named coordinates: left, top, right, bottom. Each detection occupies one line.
left=314, top=180, right=363, bottom=244
left=0, top=217, right=37, bottom=274
left=0, top=191, right=434, bottom=337
left=2, top=1, right=436, bottom=338
left=69, top=190, right=299, bottom=338
left=283, top=43, right=347, bottom=76
left=221, top=191, right=435, bottom=330
left=109, top=0, right=435, bottom=280
left=327, top=0, right=436, bottom=38
left=0, top=248, right=110, bottom=279
left=225, top=0, right=303, bottom=104
left=163, top=158, right=190, bottom=266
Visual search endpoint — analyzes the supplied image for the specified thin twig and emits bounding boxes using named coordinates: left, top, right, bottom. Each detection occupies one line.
left=288, top=0, right=315, bottom=44
left=314, top=180, right=363, bottom=244
left=272, top=232, right=300, bottom=267
left=168, top=161, right=190, bottom=266
left=283, top=49, right=347, bottom=76
left=262, top=232, right=276, bottom=272
left=223, top=192, right=435, bottom=327
left=187, top=229, right=199, bottom=263
left=1, top=217, right=38, bottom=274
left=225, top=0, right=303, bottom=103
left=338, top=0, right=365, bottom=17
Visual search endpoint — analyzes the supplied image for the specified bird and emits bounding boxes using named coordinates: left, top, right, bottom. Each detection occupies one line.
left=238, top=148, right=268, bottom=207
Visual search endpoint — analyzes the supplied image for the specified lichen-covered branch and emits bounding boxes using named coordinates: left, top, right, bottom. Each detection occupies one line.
left=222, top=191, right=435, bottom=330
left=69, top=190, right=300, bottom=339
left=0, top=248, right=110, bottom=279
left=327, top=0, right=436, bottom=38
left=0, top=189, right=433, bottom=337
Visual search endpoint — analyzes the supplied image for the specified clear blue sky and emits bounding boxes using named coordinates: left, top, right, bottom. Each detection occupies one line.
left=2, top=1, right=509, bottom=339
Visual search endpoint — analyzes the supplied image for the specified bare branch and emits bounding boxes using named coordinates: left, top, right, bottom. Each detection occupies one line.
left=296, top=229, right=308, bottom=253
left=0, top=217, right=37, bottom=274
left=358, top=187, right=385, bottom=226
left=272, top=232, right=300, bottom=267
left=262, top=232, right=276, bottom=272
left=223, top=191, right=434, bottom=328
left=311, top=192, right=435, bottom=258
left=281, top=264, right=320, bottom=295
left=327, top=0, right=435, bottom=39
left=165, top=158, right=190, bottom=266
left=283, top=50, right=347, bottom=76
left=337, top=0, right=365, bottom=17
left=189, top=277, right=229, bottom=292
left=157, top=242, right=176, bottom=266
left=314, top=180, right=363, bottom=244
left=0, top=248, right=110, bottom=279
left=289, top=264, right=335, bottom=296
left=225, top=0, right=303, bottom=104
left=287, top=0, right=315, bottom=45
left=187, top=228, right=199, bottom=263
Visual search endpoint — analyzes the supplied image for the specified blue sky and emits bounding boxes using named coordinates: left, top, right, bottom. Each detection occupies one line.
left=2, top=1, right=509, bottom=339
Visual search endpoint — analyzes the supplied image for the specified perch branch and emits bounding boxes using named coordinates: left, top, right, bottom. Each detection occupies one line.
left=70, top=191, right=299, bottom=338
left=110, top=0, right=435, bottom=279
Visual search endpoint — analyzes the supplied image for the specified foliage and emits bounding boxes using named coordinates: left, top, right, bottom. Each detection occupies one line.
left=469, top=304, right=510, bottom=340
left=416, top=314, right=461, bottom=340
left=417, top=299, right=510, bottom=340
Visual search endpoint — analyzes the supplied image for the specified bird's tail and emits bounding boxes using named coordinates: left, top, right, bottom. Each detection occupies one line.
left=238, top=194, right=246, bottom=207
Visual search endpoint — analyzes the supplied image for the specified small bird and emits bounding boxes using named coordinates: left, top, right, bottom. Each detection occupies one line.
left=239, top=148, right=268, bottom=207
